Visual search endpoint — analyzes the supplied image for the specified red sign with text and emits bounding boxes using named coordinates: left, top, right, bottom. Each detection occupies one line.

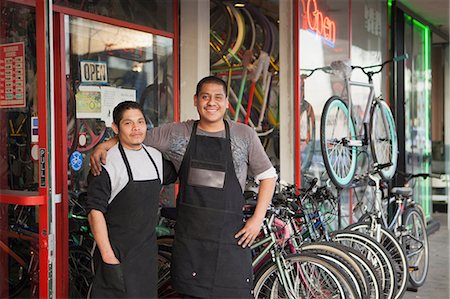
left=302, top=0, right=336, bottom=47
left=0, top=42, right=26, bottom=108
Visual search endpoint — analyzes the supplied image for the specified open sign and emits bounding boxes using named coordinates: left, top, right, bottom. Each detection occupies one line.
left=80, top=61, right=108, bottom=84
left=302, top=0, right=336, bottom=46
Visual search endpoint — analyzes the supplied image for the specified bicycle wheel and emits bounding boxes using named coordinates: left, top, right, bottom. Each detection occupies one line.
left=320, top=96, right=357, bottom=188
left=347, top=222, right=408, bottom=299
left=300, top=242, right=369, bottom=298
left=369, top=99, right=398, bottom=180
left=300, top=99, right=316, bottom=172
left=210, top=0, right=234, bottom=65
left=253, top=253, right=358, bottom=299
left=403, top=207, right=429, bottom=287
left=346, top=249, right=384, bottom=299
left=332, top=230, right=397, bottom=299
left=68, top=246, right=94, bottom=299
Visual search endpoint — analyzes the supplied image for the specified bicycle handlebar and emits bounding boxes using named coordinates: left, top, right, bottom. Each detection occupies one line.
left=300, top=66, right=332, bottom=79
left=351, top=53, right=409, bottom=77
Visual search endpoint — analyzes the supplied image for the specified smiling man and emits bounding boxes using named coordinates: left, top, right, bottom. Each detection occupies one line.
left=90, top=76, right=277, bottom=298
left=86, top=101, right=176, bottom=298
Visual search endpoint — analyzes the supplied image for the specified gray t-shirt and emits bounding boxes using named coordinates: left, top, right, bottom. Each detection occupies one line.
left=144, top=119, right=275, bottom=191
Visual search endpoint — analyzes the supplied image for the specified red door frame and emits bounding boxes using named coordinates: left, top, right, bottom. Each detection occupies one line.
left=52, top=11, right=69, bottom=298
left=294, top=0, right=301, bottom=190
left=1, top=0, right=179, bottom=297
left=50, top=2, right=180, bottom=298
left=35, top=1, right=51, bottom=297
left=0, top=0, right=51, bottom=297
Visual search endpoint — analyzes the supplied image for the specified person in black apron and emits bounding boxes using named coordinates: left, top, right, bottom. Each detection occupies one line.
left=89, top=77, right=277, bottom=298
left=86, top=101, right=176, bottom=298
left=170, top=78, right=276, bottom=298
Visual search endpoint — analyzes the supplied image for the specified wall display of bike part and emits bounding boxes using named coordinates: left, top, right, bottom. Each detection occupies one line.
left=210, top=0, right=281, bottom=167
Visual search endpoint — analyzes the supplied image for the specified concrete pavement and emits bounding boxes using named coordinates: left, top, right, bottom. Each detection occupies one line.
left=403, top=212, right=449, bottom=299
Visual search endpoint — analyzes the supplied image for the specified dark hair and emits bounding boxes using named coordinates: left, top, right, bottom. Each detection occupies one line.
left=195, top=76, right=227, bottom=96
left=113, top=101, right=145, bottom=125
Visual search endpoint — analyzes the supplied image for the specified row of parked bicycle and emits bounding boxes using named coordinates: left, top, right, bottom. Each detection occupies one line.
left=4, top=164, right=428, bottom=299
left=156, top=168, right=429, bottom=299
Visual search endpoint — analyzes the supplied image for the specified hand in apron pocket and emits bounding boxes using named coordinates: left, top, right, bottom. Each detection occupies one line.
left=95, top=262, right=127, bottom=293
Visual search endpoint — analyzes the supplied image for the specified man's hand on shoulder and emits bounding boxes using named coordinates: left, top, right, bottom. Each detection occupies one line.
left=90, top=136, right=118, bottom=176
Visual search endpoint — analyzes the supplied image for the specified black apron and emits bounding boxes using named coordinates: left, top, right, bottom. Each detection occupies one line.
left=91, top=143, right=161, bottom=298
left=171, top=121, right=253, bottom=298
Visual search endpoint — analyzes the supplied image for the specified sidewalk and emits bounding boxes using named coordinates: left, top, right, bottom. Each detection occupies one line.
left=403, top=212, right=449, bottom=298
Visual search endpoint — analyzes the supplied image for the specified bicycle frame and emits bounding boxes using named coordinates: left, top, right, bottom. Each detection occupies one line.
left=251, top=214, right=301, bottom=299
left=334, top=62, right=389, bottom=147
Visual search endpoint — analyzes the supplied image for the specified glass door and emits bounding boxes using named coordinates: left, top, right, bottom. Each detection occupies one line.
left=53, top=9, right=176, bottom=297
left=0, top=1, right=52, bottom=298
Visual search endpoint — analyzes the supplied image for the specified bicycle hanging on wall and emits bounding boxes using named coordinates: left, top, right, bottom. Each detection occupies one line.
left=320, top=55, right=408, bottom=188
left=209, top=1, right=280, bottom=161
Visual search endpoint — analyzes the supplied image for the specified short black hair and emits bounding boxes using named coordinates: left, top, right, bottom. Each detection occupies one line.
left=113, top=101, right=145, bottom=125
left=195, top=76, right=227, bottom=96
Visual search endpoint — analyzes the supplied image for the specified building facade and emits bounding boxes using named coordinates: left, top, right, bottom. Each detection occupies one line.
left=0, top=0, right=448, bottom=297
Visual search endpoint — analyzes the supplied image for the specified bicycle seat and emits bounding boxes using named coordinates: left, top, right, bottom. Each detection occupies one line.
left=390, top=187, right=413, bottom=197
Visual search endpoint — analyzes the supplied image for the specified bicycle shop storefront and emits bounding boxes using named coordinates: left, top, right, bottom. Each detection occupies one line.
left=0, top=0, right=442, bottom=297
left=0, top=0, right=177, bottom=297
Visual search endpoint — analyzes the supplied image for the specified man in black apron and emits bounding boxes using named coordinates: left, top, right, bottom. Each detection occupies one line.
left=90, top=77, right=277, bottom=298
left=86, top=101, right=176, bottom=298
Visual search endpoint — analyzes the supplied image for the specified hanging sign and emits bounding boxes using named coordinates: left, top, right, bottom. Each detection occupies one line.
left=80, top=60, right=108, bottom=84
left=70, top=151, right=84, bottom=172
left=0, top=42, right=26, bottom=108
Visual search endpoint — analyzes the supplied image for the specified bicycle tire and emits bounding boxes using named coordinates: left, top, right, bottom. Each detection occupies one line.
left=347, top=248, right=385, bottom=299
left=300, top=99, right=316, bottom=172
left=403, top=207, right=429, bottom=287
left=320, top=96, right=357, bottom=188
left=212, top=3, right=246, bottom=67
left=369, top=99, right=398, bottom=180
left=210, top=0, right=234, bottom=65
left=303, top=241, right=383, bottom=299
left=300, top=242, right=369, bottom=298
left=253, top=252, right=358, bottom=299
left=331, top=230, right=397, bottom=299
left=347, top=222, right=408, bottom=299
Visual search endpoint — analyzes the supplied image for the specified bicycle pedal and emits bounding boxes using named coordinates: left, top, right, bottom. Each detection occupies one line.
left=408, top=265, right=419, bottom=272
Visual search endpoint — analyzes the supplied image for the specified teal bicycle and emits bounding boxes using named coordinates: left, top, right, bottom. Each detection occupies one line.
left=320, top=55, right=408, bottom=188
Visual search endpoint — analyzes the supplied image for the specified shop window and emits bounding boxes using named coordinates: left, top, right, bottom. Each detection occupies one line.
left=298, top=0, right=350, bottom=194
left=53, top=0, right=174, bottom=32
left=66, top=16, right=174, bottom=195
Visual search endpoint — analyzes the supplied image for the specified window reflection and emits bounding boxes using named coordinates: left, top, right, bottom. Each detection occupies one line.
left=67, top=16, right=173, bottom=192
left=54, top=0, right=174, bottom=32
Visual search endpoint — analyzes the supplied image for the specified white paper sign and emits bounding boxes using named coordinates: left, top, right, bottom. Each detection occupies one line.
left=100, top=86, right=136, bottom=127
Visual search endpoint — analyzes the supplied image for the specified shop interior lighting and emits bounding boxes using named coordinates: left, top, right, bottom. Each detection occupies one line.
left=234, top=3, right=245, bottom=8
